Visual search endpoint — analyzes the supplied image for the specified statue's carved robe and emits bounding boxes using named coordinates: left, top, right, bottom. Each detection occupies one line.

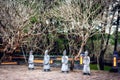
left=61, top=56, right=69, bottom=72
left=28, top=54, right=34, bottom=69
left=83, top=56, right=90, bottom=74
left=43, top=55, right=50, bottom=70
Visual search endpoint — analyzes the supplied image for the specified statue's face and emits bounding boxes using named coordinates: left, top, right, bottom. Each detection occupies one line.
left=30, top=50, right=33, bottom=55
left=63, top=53, right=66, bottom=56
left=63, top=50, right=66, bottom=56
left=84, top=51, right=88, bottom=56
left=45, top=50, right=48, bottom=55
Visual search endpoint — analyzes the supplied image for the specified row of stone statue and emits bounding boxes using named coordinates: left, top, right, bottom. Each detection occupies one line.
left=28, top=50, right=90, bottom=75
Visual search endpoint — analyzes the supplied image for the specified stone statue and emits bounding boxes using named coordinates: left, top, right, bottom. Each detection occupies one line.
left=83, top=50, right=90, bottom=75
left=61, top=50, right=69, bottom=73
left=43, top=50, right=50, bottom=71
left=28, top=50, right=34, bottom=70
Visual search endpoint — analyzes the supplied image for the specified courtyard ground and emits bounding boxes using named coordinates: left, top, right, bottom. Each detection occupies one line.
left=0, top=65, right=119, bottom=80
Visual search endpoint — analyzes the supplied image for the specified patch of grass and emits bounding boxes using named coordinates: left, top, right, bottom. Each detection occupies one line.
left=90, top=64, right=111, bottom=71
left=90, top=64, right=98, bottom=70
left=104, top=65, right=111, bottom=71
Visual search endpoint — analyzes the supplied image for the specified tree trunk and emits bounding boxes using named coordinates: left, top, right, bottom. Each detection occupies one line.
left=75, top=42, right=85, bottom=59
left=98, top=34, right=110, bottom=70
left=64, top=44, right=69, bottom=55
left=114, top=13, right=119, bottom=51
left=70, top=49, right=75, bottom=71
left=98, top=50, right=105, bottom=70
left=70, top=56, right=74, bottom=71
left=98, top=33, right=110, bottom=70
left=90, top=37, right=95, bottom=61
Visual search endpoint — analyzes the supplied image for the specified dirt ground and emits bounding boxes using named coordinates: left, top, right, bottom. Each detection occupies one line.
left=0, top=65, right=119, bottom=80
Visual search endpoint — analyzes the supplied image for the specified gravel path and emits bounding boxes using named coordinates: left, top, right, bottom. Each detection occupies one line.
left=0, top=65, right=119, bottom=80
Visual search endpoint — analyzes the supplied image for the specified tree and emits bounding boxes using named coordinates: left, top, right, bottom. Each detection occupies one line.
left=46, top=0, right=118, bottom=70
left=0, top=0, right=57, bottom=62
left=98, top=0, right=120, bottom=70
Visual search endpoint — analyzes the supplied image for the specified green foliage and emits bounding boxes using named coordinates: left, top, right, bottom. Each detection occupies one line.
left=110, top=32, right=120, bottom=45
left=30, top=16, right=38, bottom=24
left=118, top=32, right=120, bottom=44
left=55, top=38, right=65, bottom=50
left=23, top=0, right=29, bottom=6
left=110, top=35, right=114, bottom=45
left=90, top=34, right=101, bottom=41
left=55, top=34, right=68, bottom=51
left=23, top=28, right=28, bottom=33
left=47, top=33, right=55, bottom=41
